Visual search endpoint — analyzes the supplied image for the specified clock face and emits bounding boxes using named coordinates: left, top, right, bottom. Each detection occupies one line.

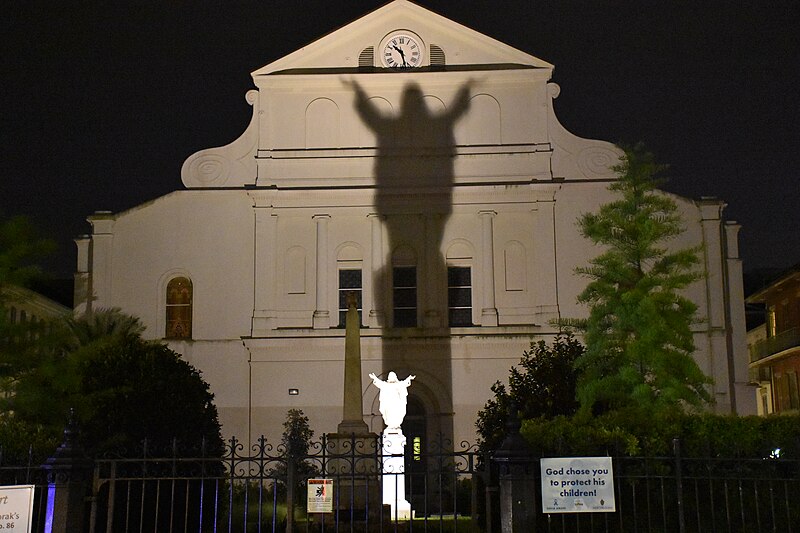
left=381, top=33, right=424, bottom=68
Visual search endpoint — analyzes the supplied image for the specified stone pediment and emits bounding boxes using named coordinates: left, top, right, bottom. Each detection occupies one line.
left=252, top=0, right=552, bottom=76
left=181, top=0, right=621, bottom=189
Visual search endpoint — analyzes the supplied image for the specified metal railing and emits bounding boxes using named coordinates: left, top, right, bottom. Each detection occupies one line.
left=87, top=433, right=485, bottom=532
left=495, top=440, right=800, bottom=533
left=5, top=434, right=798, bottom=532
left=750, top=327, right=800, bottom=362
left=0, top=445, right=48, bottom=531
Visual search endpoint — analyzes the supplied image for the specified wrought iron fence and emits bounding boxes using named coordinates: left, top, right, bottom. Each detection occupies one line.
left=4, top=434, right=798, bottom=532
left=495, top=444, right=800, bottom=533
left=0, top=445, right=49, bottom=531
left=87, top=433, right=484, bottom=532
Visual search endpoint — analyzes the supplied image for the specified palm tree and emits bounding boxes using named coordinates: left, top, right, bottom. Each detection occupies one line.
left=64, top=307, right=146, bottom=349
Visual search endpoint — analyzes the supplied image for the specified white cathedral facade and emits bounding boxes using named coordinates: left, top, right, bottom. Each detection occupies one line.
left=75, top=1, right=754, bottom=446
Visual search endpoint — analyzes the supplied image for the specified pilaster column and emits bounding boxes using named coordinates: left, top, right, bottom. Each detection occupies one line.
left=698, top=200, right=730, bottom=409
left=479, top=210, right=499, bottom=326
left=73, top=237, right=92, bottom=316
left=724, top=221, right=753, bottom=414
left=699, top=201, right=725, bottom=330
left=252, top=204, right=277, bottom=335
left=532, top=193, right=559, bottom=324
left=367, top=213, right=384, bottom=328
left=313, top=214, right=331, bottom=329
left=87, top=212, right=115, bottom=310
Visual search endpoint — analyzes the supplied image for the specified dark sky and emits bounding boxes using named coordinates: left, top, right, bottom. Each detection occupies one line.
left=3, top=1, right=799, bottom=278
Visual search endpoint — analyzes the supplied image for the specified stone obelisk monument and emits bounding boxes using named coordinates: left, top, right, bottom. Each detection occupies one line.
left=326, top=293, right=379, bottom=517
left=338, top=293, right=369, bottom=434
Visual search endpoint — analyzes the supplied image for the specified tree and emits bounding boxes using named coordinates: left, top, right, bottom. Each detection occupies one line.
left=7, top=310, right=223, bottom=456
left=280, top=408, right=315, bottom=459
left=0, top=215, right=55, bottom=292
left=77, top=335, right=223, bottom=454
left=476, top=332, right=584, bottom=454
left=2, top=309, right=143, bottom=432
left=63, top=307, right=146, bottom=349
left=566, top=145, right=712, bottom=417
left=0, top=215, right=59, bottom=412
left=272, top=409, right=318, bottom=510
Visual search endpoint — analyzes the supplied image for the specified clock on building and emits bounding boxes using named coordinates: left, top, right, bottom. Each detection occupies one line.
left=380, top=31, right=424, bottom=68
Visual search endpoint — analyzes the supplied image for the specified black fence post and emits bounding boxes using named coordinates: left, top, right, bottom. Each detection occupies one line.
left=494, top=401, right=536, bottom=533
left=41, top=409, right=93, bottom=533
left=483, top=452, right=497, bottom=533
left=286, top=451, right=296, bottom=533
left=673, top=437, right=686, bottom=533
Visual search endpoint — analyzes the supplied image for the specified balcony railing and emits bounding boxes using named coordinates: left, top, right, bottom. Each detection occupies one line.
left=750, top=327, right=800, bottom=363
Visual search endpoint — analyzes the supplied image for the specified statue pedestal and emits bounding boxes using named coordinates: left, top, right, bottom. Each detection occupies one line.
left=382, top=429, right=412, bottom=520
left=325, top=432, right=381, bottom=518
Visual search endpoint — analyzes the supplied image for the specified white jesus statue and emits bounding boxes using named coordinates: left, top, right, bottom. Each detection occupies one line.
left=368, top=371, right=415, bottom=430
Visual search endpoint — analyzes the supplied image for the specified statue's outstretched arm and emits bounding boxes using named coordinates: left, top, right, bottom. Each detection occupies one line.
left=342, top=77, right=384, bottom=130
left=446, top=78, right=483, bottom=122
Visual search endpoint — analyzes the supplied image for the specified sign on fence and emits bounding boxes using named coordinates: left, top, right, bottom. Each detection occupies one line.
left=0, top=485, right=35, bottom=532
left=307, top=479, right=333, bottom=513
left=540, top=457, right=615, bottom=513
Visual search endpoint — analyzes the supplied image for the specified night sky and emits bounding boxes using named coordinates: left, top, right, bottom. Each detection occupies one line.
left=3, top=1, right=799, bottom=280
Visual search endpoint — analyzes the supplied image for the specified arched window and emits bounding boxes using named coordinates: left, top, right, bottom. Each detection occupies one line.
left=166, top=277, right=193, bottom=339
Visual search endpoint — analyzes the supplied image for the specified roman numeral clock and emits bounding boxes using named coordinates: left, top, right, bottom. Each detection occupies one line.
left=380, top=31, right=424, bottom=68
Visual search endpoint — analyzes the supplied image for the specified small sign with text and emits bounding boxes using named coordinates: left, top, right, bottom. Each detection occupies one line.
left=0, top=485, right=35, bottom=532
left=307, top=479, right=333, bottom=513
left=540, top=457, right=615, bottom=513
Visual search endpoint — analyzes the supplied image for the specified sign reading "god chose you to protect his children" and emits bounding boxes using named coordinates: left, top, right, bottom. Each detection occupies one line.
left=540, top=457, right=615, bottom=513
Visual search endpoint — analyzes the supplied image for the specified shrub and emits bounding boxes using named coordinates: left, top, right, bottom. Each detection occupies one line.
left=520, top=410, right=800, bottom=458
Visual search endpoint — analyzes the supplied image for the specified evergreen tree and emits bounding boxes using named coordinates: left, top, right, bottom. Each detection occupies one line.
left=476, top=332, right=583, bottom=454
left=567, top=145, right=711, bottom=416
left=272, top=409, right=318, bottom=506
left=280, top=408, right=315, bottom=459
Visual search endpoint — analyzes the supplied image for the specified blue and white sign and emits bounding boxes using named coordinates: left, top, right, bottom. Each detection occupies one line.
left=541, top=457, right=615, bottom=513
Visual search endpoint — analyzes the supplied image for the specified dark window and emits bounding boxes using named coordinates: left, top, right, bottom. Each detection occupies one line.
left=448, top=266, right=472, bottom=327
left=393, top=266, right=417, bottom=327
left=338, top=269, right=362, bottom=327
left=166, top=277, right=192, bottom=339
